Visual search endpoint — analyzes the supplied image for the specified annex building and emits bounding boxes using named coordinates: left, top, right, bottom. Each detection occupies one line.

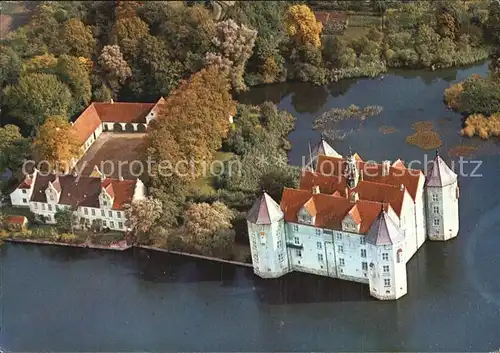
left=247, top=138, right=459, bottom=300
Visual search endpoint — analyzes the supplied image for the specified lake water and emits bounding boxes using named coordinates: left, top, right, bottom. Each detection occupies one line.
left=2, top=62, right=500, bottom=352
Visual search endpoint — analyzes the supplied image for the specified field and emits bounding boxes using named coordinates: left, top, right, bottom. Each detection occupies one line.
left=194, top=151, right=235, bottom=196
left=75, top=133, right=146, bottom=180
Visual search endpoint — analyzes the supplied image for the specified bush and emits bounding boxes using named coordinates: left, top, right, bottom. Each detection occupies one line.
left=459, top=76, right=500, bottom=115
left=461, top=113, right=500, bottom=139
left=444, top=82, right=463, bottom=110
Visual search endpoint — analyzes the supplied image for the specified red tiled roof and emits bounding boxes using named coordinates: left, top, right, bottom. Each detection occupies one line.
left=6, top=215, right=27, bottom=225
left=316, top=155, right=423, bottom=201
left=72, top=104, right=102, bottom=145
left=101, top=179, right=135, bottom=209
left=30, top=174, right=136, bottom=210
left=280, top=188, right=389, bottom=234
left=299, top=170, right=406, bottom=216
left=18, top=175, right=33, bottom=189
left=93, top=102, right=155, bottom=123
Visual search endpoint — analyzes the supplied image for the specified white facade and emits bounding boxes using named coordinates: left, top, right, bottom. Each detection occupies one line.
left=247, top=149, right=460, bottom=301
left=10, top=170, right=38, bottom=207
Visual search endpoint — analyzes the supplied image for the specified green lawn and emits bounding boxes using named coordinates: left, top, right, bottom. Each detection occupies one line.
left=194, top=151, right=235, bottom=196
left=340, top=26, right=371, bottom=40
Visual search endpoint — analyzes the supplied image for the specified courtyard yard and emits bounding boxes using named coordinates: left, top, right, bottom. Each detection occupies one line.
left=74, top=133, right=146, bottom=180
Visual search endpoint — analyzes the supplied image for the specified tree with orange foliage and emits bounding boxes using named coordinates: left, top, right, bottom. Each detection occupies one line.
left=113, top=1, right=149, bottom=58
left=145, top=65, right=236, bottom=181
left=285, top=4, right=323, bottom=48
left=35, top=116, right=81, bottom=171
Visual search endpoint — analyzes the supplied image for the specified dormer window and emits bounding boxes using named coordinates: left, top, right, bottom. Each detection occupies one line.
left=103, top=201, right=107, bottom=206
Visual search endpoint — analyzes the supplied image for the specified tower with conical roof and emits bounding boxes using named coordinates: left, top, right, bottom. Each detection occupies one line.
left=425, top=150, right=459, bottom=241
left=305, top=137, right=342, bottom=170
left=246, top=192, right=290, bottom=278
left=366, top=208, right=407, bottom=300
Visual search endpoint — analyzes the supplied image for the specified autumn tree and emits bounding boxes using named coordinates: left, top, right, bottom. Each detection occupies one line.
left=0, top=125, right=30, bottom=172
left=35, top=116, right=81, bottom=171
left=59, top=18, right=96, bottom=58
left=123, top=197, right=163, bottom=244
left=97, top=45, right=132, bottom=95
left=285, top=4, right=323, bottom=48
left=146, top=66, right=236, bottom=180
left=113, top=1, right=150, bottom=58
left=25, top=3, right=61, bottom=54
left=206, top=19, right=257, bottom=91
left=21, top=54, right=58, bottom=74
left=183, top=201, right=235, bottom=257
left=2, top=73, right=73, bottom=133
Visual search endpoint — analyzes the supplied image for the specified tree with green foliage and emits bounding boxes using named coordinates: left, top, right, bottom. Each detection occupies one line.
left=25, top=3, right=62, bottom=55
left=486, top=0, right=500, bottom=80
left=158, top=4, right=216, bottom=76
left=127, top=35, right=183, bottom=101
left=259, top=168, right=299, bottom=203
left=0, top=125, right=30, bottom=172
left=54, top=208, right=77, bottom=233
left=56, top=55, right=92, bottom=112
left=2, top=73, right=73, bottom=133
left=92, top=84, right=113, bottom=102
left=0, top=46, right=21, bottom=87
left=226, top=1, right=287, bottom=85
left=59, top=18, right=96, bottom=58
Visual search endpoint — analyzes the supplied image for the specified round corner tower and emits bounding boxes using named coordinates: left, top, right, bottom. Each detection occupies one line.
left=246, top=192, right=291, bottom=278
left=425, top=151, right=459, bottom=241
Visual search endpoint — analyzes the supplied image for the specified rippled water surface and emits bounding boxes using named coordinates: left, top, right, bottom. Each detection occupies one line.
left=2, top=62, right=500, bottom=352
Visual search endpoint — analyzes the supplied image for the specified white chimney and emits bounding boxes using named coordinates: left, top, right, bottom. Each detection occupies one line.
left=400, top=184, right=405, bottom=192
left=382, top=160, right=391, bottom=176
left=110, top=98, right=114, bottom=104
left=312, top=185, right=320, bottom=195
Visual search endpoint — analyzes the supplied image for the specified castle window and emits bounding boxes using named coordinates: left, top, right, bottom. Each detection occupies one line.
left=382, top=253, right=389, bottom=260
left=317, top=241, right=322, bottom=250
left=433, top=218, right=440, bottom=226
left=42, top=204, right=46, bottom=210
left=362, top=262, right=368, bottom=270
left=383, top=265, right=390, bottom=273
left=293, top=224, right=298, bottom=232
left=254, top=253, right=259, bottom=263
left=433, top=206, right=439, bottom=214
left=277, top=240, right=282, bottom=249
left=22, top=189, right=27, bottom=194
left=109, top=211, right=113, bottom=218
left=119, top=222, right=123, bottom=229
left=315, top=229, right=321, bottom=236
left=397, top=249, right=403, bottom=263
left=103, top=201, right=107, bottom=206
left=338, top=245, right=344, bottom=253
left=103, top=220, right=107, bottom=227
left=294, top=236, right=300, bottom=245
left=91, top=209, right=95, bottom=216
left=296, top=249, right=302, bottom=257
left=110, top=221, right=115, bottom=228
left=23, top=198, right=27, bottom=204
left=384, top=279, right=391, bottom=287
left=432, top=194, right=438, bottom=202
left=336, top=233, right=342, bottom=240
left=117, top=212, right=121, bottom=218
left=84, top=208, right=88, bottom=215
left=34, top=203, right=38, bottom=209
left=317, top=253, right=324, bottom=262
left=278, top=253, right=284, bottom=263
left=361, top=249, right=367, bottom=258
left=101, top=210, right=105, bottom=217
left=48, top=204, right=52, bottom=211
left=339, top=258, right=345, bottom=266
left=360, top=237, right=365, bottom=245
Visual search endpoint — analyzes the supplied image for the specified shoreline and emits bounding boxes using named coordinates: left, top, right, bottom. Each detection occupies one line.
left=2, top=238, right=253, bottom=268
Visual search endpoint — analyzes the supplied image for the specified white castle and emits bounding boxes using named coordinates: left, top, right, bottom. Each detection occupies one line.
left=246, top=139, right=459, bottom=300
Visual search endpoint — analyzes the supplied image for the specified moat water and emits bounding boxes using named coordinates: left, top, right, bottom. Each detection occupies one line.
left=2, top=62, right=500, bottom=351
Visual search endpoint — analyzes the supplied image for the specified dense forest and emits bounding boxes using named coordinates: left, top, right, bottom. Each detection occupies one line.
left=1, top=0, right=499, bottom=257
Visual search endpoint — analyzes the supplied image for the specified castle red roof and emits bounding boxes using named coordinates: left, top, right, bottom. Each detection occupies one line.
left=280, top=187, right=391, bottom=234
left=315, top=155, right=423, bottom=201
left=6, top=215, right=28, bottom=225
